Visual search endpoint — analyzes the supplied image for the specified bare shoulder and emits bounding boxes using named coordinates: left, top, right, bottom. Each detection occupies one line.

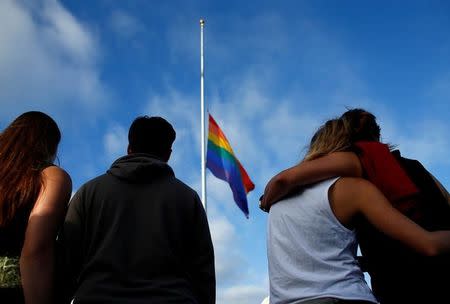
left=329, top=177, right=378, bottom=220
left=41, top=166, right=72, bottom=193
left=333, top=177, right=386, bottom=212
left=333, top=177, right=374, bottom=195
left=27, top=167, right=72, bottom=218
left=42, top=166, right=71, bottom=182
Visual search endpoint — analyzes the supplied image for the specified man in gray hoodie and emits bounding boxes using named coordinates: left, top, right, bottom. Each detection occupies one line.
left=61, top=116, right=215, bottom=304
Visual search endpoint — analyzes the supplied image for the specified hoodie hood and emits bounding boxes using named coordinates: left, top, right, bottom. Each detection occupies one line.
left=107, top=153, right=174, bottom=183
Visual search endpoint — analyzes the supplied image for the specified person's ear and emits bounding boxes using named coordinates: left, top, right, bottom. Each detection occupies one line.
left=127, top=145, right=132, bottom=155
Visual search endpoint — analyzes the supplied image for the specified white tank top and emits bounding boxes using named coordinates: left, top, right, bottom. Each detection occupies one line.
left=267, top=178, right=377, bottom=304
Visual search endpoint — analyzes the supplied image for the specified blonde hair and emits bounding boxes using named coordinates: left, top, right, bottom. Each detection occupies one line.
left=304, top=118, right=352, bottom=161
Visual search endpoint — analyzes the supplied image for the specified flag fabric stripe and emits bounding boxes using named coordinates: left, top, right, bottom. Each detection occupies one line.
left=207, top=143, right=248, bottom=206
left=207, top=141, right=253, bottom=192
left=207, top=142, right=237, bottom=174
left=207, top=141, right=250, bottom=217
left=207, top=116, right=234, bottom=153
left=206, top=114, right=255, bottom=218
left=208, top=132, right=234, bottom=154
left=237, top=160, right=254, bottom=194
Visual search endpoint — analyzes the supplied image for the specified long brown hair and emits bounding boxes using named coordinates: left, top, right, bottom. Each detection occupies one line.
left=304, top=118, right=352, bottom=161
left=0, top=111, right=61, bottom=226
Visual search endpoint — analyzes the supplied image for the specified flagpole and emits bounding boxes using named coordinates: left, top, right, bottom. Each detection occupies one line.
left=200, top=19, right=207, bottom=212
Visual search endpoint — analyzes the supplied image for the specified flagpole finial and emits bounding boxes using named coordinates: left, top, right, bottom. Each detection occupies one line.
left=200, top=19, right=205, bottom=27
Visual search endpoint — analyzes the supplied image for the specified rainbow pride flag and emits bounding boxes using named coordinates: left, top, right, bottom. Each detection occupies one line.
left=206, top=114, right=255, bottom=218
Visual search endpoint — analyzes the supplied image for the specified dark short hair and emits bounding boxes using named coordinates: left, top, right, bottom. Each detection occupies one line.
left=128, top=116, right=176, bottom=157
left=340, top=108, right=381, bottom=142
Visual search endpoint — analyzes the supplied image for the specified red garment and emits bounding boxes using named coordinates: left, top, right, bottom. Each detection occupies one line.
left=354, top=141, right=420, bottom=216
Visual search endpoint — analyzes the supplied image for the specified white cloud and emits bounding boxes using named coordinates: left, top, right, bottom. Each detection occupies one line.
left=0, top=0, right=107, bottom=117
left=41, top=0, right=97, bottom=64
left=145, top=88, right=198, bottom=136
left=261, top=103, right=318, bottom=162
left=219, top=285, right=268, bottom=304
left=109, top=10, right=143, bottom=39
left=209, top=216, right=243, bottom=281
left=205, top=209, right=247, bottom=285
left=384, top=119, right=450, bottom=168
left=103, top=124, right=128, bottom=161
left=207, top=174, right=240, bottom=213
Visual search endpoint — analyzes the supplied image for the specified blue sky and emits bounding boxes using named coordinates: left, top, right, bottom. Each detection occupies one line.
left=1, top=1, right=450, bottom=303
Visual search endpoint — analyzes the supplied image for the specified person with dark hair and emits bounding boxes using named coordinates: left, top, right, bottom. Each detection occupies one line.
left=127, top=116, right=176, bottom=159
left=261, top=109, right=450, bottom=303
left=0, top=111, right=72, bottom=304
left=60, top=116, right=215, bottom=304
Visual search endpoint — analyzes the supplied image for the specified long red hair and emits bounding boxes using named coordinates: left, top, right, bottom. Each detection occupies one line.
left=0, top=111, right=61, bottom=226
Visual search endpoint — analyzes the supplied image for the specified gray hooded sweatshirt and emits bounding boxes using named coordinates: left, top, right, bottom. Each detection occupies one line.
left=61, top=154, right=215, bottom=304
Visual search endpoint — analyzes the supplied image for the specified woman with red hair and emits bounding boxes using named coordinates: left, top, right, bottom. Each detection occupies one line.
left=0, top=111, right=72, bottom=304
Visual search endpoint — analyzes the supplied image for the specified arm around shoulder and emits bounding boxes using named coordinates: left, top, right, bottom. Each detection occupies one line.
left=261, top=152, right=362, bottom=210
left=333, top=177, right=450, bottom=257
